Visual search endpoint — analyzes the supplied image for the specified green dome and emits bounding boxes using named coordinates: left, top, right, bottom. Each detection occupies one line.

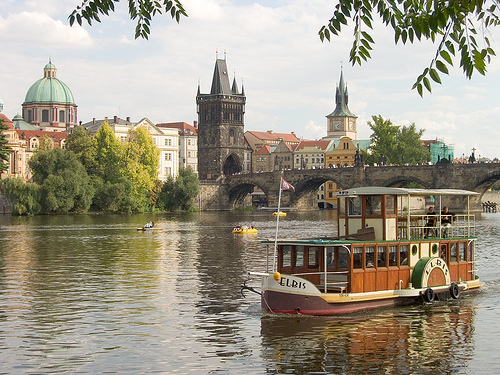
left=23, top=62, right=75, bottom=105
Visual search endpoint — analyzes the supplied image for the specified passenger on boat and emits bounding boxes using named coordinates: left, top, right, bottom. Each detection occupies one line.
left=144, top=221, right=155, bottom=229
left=441, top=207, right=456, bottom=237
left=425, top=206, right=436, bottom=238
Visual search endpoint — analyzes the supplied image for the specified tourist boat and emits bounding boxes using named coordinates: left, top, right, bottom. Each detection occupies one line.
left=245, top=187, right=483, bottom=315
left=273, top=211, right=287, bottom=217
left=233, top=227, right=258, bottom=234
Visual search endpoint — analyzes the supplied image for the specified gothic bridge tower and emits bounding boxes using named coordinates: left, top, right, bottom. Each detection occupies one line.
left=196, top=55, right=246, bottom=180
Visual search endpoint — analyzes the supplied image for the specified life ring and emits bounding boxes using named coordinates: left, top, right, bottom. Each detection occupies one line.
left=423, top=287, right=435, bottom=302
left=450, top=283, right=460, bottom=299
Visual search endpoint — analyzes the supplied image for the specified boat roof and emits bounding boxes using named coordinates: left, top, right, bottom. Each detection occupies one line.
left=337, top=186, right=480, bottom=197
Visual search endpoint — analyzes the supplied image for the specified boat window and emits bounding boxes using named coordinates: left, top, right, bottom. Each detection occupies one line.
left=308, top=247, right=319, bottom=268
left=459, top=242, right=466, bottom=261
left=386, top=196, right=396, bottom=215
left=440, top=245, right=447, bottom=261
left=400, top=245, right=409, bottom=266
left=411, top=245, right=418, bottom=256
left=450, top=243, right=458, bottom=262
left=295, top=246, right=304, bottom=267
left=326, top=247, right=335, bottom=270
left=339, top=198, right=346, bottom=216
left=366, top=246, right=375, bottom=268
left=283, top=246, right=292, bottom=267
left=431, top=243, right=439, bottom=256
left=468, top=241, right=474, bottom=262
left=353, top=247, right=363, bottom=269
left=348, top=197, right=361, bottom=216
left=389, top=246, right=397, bottom=266
left=366, top=196, right=382, bottom=216
left=338, top=247, right=348, bottom=270
left=377, top=246, right=387, bottom=267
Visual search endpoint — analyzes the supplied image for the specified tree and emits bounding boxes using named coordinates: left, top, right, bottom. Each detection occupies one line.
left=157, top=167, right=199, bottom=211
left=0, top=118, right=11, bottom=172
left=365, top=115, right=430, bottom=165
left=320, top=0, right=499, bottom=96
left=93, top=120, right=124, bottom=183
left=66, top=126, right=98, bottom=174
left=0, top=177, right=41, bottom=215
left=29, top=148, right=95, bottom=213
left=69, top=0, right=187, bottom=39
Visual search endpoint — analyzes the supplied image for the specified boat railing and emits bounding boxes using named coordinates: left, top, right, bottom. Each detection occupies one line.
left=397, top=214, right=476, bottom=240
left=291, top=271, right=349, bottom=294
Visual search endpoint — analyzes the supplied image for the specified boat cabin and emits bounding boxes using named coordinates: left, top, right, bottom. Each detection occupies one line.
left=267, top=187, right=479, bottom=295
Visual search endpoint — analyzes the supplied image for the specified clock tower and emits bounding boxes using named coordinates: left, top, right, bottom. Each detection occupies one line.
left=326, top=68, right=357, bottom=140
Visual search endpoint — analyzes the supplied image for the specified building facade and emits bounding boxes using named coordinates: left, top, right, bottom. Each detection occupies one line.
left=196, top=56, right=246, bottom=180
left=157, top=121, right=198, bottom=174
left=22, top=60, right=78, bottom=130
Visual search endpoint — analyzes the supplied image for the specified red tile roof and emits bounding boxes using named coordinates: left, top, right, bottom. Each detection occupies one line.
left=157, top=122, right=198, bottom=136
left=294, top=140, right=331, bottom=151
left=246, top=131, right=300, bottom=143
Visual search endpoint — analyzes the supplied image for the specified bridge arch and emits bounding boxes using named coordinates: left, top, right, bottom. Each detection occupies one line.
left=223, top=153, right=242, bottom=177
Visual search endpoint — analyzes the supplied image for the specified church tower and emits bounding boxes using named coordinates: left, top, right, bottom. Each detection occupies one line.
left=326, top=67, right=357, bottom=140
left=196, top=54, right=246, bottom=180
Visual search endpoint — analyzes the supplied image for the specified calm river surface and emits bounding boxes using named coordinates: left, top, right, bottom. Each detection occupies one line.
left=0, top=211, right=499, bottom=374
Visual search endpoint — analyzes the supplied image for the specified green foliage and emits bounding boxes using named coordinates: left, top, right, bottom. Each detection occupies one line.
left=157, top=167, right=199, bottom=211
left=0, top=118, right=11, bottom=171
left=319, top=0, right=500, bottom=96
left=93, top=120, right=124, bottom=183
left=365, top=115, right=430, bottom=165
left=0, top=177, right=41, bottom=215
left=28, top=148, right=95, bottom=213
left=69, top=0, right=188, bottom=39
left=39, top=135, right=54, bottom=150
left=66, top=126, right=98, bottom=173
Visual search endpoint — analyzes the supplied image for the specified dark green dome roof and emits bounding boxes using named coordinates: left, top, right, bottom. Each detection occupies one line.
left=23, top=61, right=75, bottom=105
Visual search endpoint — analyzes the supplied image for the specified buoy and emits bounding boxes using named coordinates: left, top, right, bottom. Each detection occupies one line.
left=273, top=271, right=281, bottom=281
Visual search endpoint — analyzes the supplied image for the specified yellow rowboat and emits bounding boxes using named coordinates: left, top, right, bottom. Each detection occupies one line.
left=233, top=228, right=258, bottom=234
left=273, top=211, right=286, bottom=217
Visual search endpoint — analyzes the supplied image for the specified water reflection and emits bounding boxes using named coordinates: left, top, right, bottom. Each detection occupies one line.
left=260, top=300, right=477, bottom=374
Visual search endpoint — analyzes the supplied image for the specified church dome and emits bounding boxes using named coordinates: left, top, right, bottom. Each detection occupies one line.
left=23, top=61, right=75, bottom=105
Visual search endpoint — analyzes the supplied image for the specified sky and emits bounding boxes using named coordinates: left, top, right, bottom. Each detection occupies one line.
left=1, top=0, right=500, bottom=159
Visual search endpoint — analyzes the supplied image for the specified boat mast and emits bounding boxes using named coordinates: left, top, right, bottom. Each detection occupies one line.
left=273, top=178, right=283, bottom=272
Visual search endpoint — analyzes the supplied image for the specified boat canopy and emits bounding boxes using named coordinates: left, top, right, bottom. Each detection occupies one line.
left=337, top=187, right=480, bottom=197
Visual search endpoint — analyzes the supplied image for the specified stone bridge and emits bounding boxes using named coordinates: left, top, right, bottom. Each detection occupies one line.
left=216, top=162, right=500, bottom=210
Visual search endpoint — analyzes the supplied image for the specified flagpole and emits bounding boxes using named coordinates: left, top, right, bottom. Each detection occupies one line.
left=273, top=178, right=282, bottom=272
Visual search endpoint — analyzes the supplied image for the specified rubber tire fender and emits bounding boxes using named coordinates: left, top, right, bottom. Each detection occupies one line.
left=450, top=283, right=460, bottom=299
left=424, top=287, right=435, bottom=302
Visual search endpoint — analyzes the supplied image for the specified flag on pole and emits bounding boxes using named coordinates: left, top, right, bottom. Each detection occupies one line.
left=280, top=178, right=295, bottom=191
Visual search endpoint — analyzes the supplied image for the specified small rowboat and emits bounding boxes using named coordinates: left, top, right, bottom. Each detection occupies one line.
left=233, top=228, right=258, bottom=234
left=137, top=227, right=160, bottom=231
left=273, top=211, right=286, bottom=217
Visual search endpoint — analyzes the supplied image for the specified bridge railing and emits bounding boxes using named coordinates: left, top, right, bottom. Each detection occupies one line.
left=397, top=214, right=476, bottom=240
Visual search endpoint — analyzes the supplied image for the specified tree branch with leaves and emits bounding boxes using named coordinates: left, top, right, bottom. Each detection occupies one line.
left=319, top=0, right=499, bottom=96
left=69, top=0, right=188, bottom=39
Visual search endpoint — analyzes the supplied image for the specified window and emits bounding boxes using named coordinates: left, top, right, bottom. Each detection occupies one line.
left=440, top=245, right=447, bottom=261
left=366, top=196, right=382, bottom=215
left=165, top=153, right=172, bottom=161
left=295, top=246, right=304, bottom=267
left=353, top=247, right=363, bottom=269
left=165, top=138, right=172, bottom=146
left=42, top=110, right=49, bottom=122
left=389, top=246, right=397, bottom=266
left=459, top=242, right=466, bottom=261
left=59, top=110, right=65, bottom=123
left=165, top=167, right=171, bottom=176
left=348, top=197, right=362, bottom=216
left=188, top=139, right=191, bottom=145
left=366, top=246, right=375, bottom=268
left=377, top=246, right=387, bottom=267
left=326, top=247, right=335, bottom=270
left=386, top=196, right=395, bottom=214
left=400, top=245, right=409, bottom=266
left=308, top=247, right=319, bottom=268
left=338, top=247, right=348, bottom=269
left=283, top=246, right=292, bottom=267
left=450, top=243, right=458, bottom=262
left=468, top=242, right=474, bottom=262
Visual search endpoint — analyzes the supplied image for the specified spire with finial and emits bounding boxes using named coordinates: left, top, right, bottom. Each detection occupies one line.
left=328, top=65, right=355, bottom=117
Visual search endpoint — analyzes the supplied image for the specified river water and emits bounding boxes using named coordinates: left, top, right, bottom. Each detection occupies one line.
left=0, top=211, right=499, bottom=374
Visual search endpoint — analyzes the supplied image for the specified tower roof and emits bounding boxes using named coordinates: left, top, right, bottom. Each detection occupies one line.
left=23, top=60, right=76, bottom=105
left=210, top=59, right=233, bottom=95
left=327, top=68, right=356, bottom=118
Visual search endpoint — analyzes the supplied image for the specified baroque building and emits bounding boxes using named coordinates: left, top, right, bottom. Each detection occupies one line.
left=22, top=60, right=78, bottom=130
left=196, top=55, right=246, bottom=180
